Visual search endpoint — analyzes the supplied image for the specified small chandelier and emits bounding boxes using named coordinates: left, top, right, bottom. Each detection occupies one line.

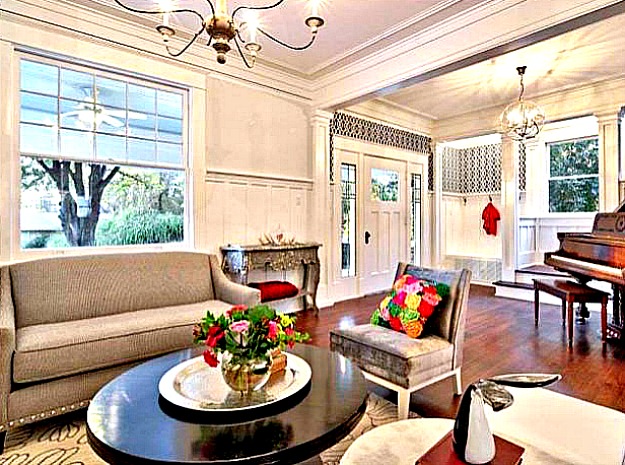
left=112, top=0, right=325, bottom=69
left=500, top=66, right=545, bottom=140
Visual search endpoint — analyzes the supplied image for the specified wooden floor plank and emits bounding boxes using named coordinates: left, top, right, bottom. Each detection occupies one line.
left=295, top=285, right=625, bottom=418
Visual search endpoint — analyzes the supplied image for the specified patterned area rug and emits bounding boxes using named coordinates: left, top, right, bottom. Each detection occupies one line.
left=0, top=393, right=416, bottom=465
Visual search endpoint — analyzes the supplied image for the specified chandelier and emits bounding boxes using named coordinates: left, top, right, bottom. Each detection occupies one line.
left=500, top=66, right=545, bottom=140
left=112, top=0, right=325, bottom=68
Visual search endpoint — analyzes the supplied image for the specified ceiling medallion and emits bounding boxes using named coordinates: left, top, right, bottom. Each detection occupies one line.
left=500, top=66, right=546, bottom=140
left=113, top=0, right=325, bottom=69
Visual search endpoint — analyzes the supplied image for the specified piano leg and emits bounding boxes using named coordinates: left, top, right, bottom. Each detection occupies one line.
left=608, top=285, right=624, bottom=340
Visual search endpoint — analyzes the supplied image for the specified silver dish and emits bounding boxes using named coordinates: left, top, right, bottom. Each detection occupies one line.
left=158, top=352, right=312, bottom=412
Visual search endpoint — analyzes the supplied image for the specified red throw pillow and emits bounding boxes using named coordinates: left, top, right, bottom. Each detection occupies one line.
left=248, top=281, right=299, bottom=302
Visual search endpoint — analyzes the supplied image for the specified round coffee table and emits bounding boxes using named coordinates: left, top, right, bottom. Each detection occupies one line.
left=86, top=345, right=368, bottom=464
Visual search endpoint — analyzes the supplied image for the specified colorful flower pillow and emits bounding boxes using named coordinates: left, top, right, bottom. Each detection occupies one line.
left=370, top=274, right=449, bottom=338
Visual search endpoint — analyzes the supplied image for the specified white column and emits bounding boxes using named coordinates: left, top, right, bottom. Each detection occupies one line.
left=595, top=111, right=621, bottom=211
left=500, top=136, right=520, bottom=282
left=521, top=139, right=543, bottom=265
left=310, top=110, right=334, bottom=308
left=0, top=40, right=16, bottom=263
left=432, top=141, right=444, bottom=268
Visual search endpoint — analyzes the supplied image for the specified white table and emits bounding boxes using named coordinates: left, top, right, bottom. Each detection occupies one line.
left=341, top=387, right=625, bottom=465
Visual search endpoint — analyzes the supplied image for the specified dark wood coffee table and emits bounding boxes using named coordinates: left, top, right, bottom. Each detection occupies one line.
left=86, top=345, right=368, bottom=464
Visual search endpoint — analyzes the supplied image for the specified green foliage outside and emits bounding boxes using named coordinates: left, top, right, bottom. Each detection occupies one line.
left=96, top=210, right=183, bottom=245
left=549, top=138, right=599, bottom=213
left=370, top=171, right=399, bottom=202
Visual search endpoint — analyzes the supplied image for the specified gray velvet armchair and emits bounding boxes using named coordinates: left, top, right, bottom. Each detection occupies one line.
left=330, top=263, right=472, bottom=419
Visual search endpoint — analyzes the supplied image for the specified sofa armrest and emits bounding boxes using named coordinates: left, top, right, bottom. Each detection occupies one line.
left=0, top=267, right=15, bottom=425
left=208, top=255, right=261, bottom=307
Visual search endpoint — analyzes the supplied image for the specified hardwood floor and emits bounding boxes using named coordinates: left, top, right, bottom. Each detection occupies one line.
left=296, top=285, right=625, bottom=418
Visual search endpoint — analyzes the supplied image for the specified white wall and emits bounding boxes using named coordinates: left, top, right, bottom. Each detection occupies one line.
left=0, top=8, right=314, bottom=263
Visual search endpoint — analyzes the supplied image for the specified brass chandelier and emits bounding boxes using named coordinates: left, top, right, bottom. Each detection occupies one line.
left=500, top=66, right=545, bottom=140
left=113, top=0, right=325, bottom=68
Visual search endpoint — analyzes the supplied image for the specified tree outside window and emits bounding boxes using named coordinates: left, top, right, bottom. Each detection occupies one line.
left=548, top=137, right=599, bottom=213
left=19, top=57, right=187, bottom=249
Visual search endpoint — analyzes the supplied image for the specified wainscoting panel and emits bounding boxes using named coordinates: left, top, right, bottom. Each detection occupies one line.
left=205, top=171, right=313, bottom=254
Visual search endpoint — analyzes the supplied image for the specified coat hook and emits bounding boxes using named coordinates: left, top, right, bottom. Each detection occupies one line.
left=489, top=195, right=492, bottom=202
left=463, top=197, right=467, bottom=205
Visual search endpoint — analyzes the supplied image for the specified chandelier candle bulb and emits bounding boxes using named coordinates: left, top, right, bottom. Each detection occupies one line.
left=216, top=0, right=227, bottom=15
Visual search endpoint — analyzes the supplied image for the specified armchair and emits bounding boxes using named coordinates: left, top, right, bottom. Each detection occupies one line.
left=330, top=263, right=471, bottom=419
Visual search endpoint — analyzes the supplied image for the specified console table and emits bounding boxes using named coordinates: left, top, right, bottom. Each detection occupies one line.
left=220, top=242, right=322, bottom=313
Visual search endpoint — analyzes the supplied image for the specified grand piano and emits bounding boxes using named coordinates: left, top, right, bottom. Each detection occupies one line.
left=545, top=201, right=625, bottom=339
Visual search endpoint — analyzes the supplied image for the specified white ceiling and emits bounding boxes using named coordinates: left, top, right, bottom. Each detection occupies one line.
left=90, top=0, right=484, bottom=75
left=380, top=10, right=625, bottom=120
left=83, top=0, right=625, bottom=121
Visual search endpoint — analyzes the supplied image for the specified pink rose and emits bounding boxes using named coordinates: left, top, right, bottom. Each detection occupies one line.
left=380, top=305, right=390, bottom=320
left=203, top=349, right=219, bottom=367
left=230, top=320, right=250, bottom=333
left=268, top=320, right=279, bottom=340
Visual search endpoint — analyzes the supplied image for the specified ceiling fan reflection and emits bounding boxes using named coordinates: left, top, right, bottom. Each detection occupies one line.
left=60, top=89, right=147, bottom=130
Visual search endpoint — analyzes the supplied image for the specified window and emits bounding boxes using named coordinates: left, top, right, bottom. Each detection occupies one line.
left=19, top=57, right=187, bottom=249
left=341, top=163, right=356, bottom=277
left=548, top=137, right=599, bottom=213
left=410, top=173, right=421, bottom=264
left=370, top=168, right=398, bottom=202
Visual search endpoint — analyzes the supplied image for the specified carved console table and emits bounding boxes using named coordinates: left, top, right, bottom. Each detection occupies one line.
left=220, top=242, right=322, bottom=313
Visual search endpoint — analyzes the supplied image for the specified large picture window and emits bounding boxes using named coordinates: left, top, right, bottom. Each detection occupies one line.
left=19, top=57, right=187, bottom=249
left=548, top=137, right=599, bottom=213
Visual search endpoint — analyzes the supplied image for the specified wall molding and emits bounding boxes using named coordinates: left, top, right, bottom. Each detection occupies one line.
left=205, top=168, right=314, bottom=187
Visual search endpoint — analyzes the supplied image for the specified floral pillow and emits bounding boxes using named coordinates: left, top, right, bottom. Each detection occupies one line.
left=370, top=274, right=449, bottom=338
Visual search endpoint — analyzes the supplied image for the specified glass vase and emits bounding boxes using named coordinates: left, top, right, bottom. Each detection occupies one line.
left=220, top=351, right=273, bottom=393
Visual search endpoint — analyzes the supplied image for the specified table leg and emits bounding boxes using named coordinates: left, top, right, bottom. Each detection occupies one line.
left=561, top=301, right=566, bottom=326
left=601, top=296, right=608, bottom=348
left=534, top=286, right=540, bottom=326
left=567, top=299, right=574, bottom=349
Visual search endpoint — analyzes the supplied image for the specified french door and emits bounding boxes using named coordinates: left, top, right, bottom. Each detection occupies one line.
left=361, top=155, right=407, bottom=294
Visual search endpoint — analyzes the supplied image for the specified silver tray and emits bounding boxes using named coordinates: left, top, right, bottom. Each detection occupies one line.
left=158, top=352, right=312, bottom=412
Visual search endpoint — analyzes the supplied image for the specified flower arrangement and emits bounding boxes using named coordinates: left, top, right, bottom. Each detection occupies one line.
left=370, top=274, right=449, bottom=338
left=193, top=304, right=310, bottom=368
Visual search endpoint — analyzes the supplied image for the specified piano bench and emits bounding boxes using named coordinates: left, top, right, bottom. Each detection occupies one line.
left=533, top=279, right=609, bottom=350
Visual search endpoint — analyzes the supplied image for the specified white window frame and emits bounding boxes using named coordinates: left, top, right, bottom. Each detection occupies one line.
left=0, top=42, right=207, bottom=264
left=546, top=135, right=600, bottom=214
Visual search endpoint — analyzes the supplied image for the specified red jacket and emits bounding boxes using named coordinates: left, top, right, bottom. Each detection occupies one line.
left=482, top=202, right=501, bottom=236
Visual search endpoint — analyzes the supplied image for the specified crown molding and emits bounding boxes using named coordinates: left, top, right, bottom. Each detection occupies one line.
left=1, top=0, right=316, bottom=101
left=305, top=0, right=465, bottom=76
left=311, top=0, right=625, bottom=110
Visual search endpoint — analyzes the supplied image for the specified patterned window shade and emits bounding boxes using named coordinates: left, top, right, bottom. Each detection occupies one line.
left=329, top=113, right=433, bottom=190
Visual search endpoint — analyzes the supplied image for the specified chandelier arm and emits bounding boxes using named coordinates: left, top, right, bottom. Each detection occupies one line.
left=112, top=0, right=205, bottom=26
left=203, top=0, right=216, bottom=17
left=257, top=27, right=317, bottom=51
left=231, top=0, right=286, bottom=21
left=233, top=36, right=255, bottom=69
left=165, top=28, right=205, bottom=57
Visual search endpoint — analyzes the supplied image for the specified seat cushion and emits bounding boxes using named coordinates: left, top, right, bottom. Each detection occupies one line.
left=330, top=324, right=454, bottom=389
left=13, top=300, right=232, bottom=384
left=248, top=281, right=299, bottom=302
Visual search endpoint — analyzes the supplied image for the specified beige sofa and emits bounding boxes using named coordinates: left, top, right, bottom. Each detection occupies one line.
left=0, top=251, right=260, bottom=451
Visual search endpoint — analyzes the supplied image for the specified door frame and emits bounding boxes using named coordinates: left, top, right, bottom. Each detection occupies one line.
left=331, top=136, right=430, bottom=299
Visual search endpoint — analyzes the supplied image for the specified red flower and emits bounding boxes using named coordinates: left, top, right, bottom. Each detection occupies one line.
left=284, top=327, right=294, bottom=336
left=203, top=349, right=219, bottom=367
left=227, top=305, right=248, bottom=317
left=268, top=320, right=279, bottom=340
left=419, top=302, right=435, bottom=319
left=204, top=325, right=224, bottom=348
left=389, top=316, right=403, bottom=332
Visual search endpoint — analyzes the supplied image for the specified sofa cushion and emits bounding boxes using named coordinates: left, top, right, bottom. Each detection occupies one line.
left=330, top=324, right=453, bottom=389
left=10, top=252, right=217, bottom=327
left=13, top=300, right=232, bottom=384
